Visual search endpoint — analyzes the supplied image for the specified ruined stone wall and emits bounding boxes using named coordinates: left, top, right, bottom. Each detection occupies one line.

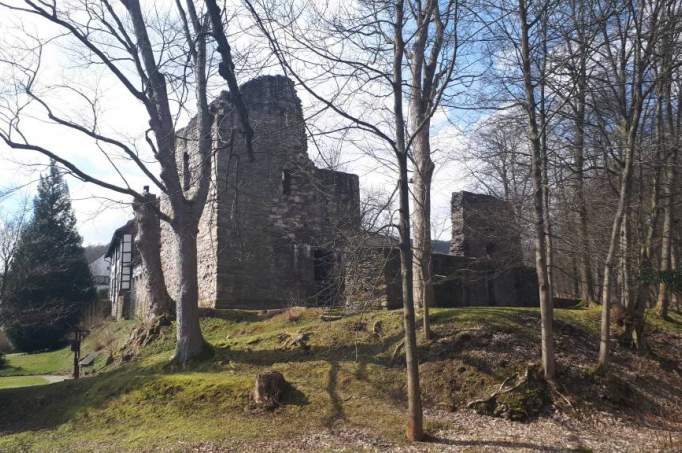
left=212, top=76, right=360, bottom=308
left=348, top=248, right=539, bottom=310
left=158, top=109, right=219, bottom=308
left=343, top=245, right=401, bottom=310
left=156, top=76, right=360, bottom=309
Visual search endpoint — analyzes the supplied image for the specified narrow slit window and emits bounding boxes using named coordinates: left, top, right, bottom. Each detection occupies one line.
left=282, top=169, right=292, bottom=195
left=183, top=152, right=191, bottom=191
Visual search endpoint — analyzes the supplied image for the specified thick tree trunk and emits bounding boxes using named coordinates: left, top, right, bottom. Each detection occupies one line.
left=519, top=0, right=555, bottom=381
left=133, top=190, right=173, bottom=322
left=412, top=122, right=435, bottom=341
left=171, top=221, right=207, bottom=364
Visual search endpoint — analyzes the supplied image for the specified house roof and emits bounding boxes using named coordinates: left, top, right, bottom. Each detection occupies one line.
left=88, top=254, right=110, bottom=277
left=104, top=219, right=136, bottom=258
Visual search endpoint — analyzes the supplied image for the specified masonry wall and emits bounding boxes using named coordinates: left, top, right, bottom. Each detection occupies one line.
left=158, top=76, right=360, bottom=310
left=450, top=191, right=524, bottom=268
left=159, top=103, right=219, bottom=308
left=347, top=247, right=539, bottom=309
left=213, top=76, right=360, bottom=308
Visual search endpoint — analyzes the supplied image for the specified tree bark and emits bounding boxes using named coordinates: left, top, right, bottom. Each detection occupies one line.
left=672, top=240, right=680, bottom=312
left=656, top=145, right=677, bottom=319
left=172, top=219, right=206, bottom=363
left=394, top=0, right=423, bottom=441
left=598, top=126, right=635, bottom=369
left=573, top=62, right=594, bottom=303
left=132, top=190, right=173, bottom=322
left=539, top=16, right=554, bottom=305
left=412, top=116, right=435, bottom=341
left=519, top=0, right=555, bottom=381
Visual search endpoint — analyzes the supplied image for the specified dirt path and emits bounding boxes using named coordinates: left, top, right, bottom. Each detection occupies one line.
left=41, top=375, right=71, bottom=384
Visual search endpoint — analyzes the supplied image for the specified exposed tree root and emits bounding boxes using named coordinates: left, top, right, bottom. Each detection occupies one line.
left=390, top=339, right=405, bottom=366
left=467, top=367, right=531, bottom=409
left=466, top=366, right=551, bottom=421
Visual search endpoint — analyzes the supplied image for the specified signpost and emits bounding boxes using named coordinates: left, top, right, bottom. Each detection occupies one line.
left=70, top=327, right=89, bottom=379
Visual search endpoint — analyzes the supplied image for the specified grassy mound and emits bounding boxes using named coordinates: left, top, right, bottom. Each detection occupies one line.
left=0, top=307, right=680, bottom=452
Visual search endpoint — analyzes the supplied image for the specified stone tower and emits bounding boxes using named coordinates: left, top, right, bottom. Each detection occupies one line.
left=160, top=75, right=361, bottom=309
left=450, top=191, right=523, bottom=267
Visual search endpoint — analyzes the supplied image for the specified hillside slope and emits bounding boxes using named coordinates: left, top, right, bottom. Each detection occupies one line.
left=0, top=307, right=680, bottom=452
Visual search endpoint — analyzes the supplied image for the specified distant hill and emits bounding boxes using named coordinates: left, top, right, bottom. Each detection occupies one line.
left=84, top=244, right=108, bottom=263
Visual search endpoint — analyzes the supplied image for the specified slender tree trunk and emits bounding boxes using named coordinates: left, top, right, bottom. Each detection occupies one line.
left=599, top=126, right=636, bottom=369
left=394, top=0, right=423, bottom=441
left=672, top=240, right=680, bottom=312
left=622, top=93, right=664, bottom=348
left=539, top=17, right=554, bottom=304
left=620, top=209, right=631, bottom=309
left=412, top=121, right=435, bottom=341
left=133, top=190, right=173, bottom=322
left=573, top=75, right=594, bottom=303
left=398, top=157, right=424, bottom=441
left=519, top=0, right=555, bottom=380
left=542, top=139, right=554, bottom=304
left=172, top=218, right=207, bottom=364
left=656, top=149, right=676, bottom=319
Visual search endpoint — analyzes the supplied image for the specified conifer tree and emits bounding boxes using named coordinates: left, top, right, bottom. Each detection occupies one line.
left=0, top=162, right=94, bottom=351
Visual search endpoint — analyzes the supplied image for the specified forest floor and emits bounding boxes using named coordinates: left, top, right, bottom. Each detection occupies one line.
left=0, top=306, right=680, bottom=452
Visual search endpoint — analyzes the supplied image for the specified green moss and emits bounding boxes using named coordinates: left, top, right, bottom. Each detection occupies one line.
left=646, top=309, right=682, bottom=335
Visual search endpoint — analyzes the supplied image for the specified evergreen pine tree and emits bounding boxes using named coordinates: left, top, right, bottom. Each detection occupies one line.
left=0, top=162, right=94, bottom=351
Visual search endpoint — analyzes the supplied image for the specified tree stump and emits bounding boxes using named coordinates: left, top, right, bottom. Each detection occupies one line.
left=253, top=371, right=287, bottom=409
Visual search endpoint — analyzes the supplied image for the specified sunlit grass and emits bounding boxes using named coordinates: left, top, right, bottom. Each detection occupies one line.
left=0, top=305, right=680, bottom=452
left=0, top=375, right=50, bottom=389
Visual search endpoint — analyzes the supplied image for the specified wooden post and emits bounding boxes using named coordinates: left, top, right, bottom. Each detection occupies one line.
left=71, top=328, right=86, bottom=379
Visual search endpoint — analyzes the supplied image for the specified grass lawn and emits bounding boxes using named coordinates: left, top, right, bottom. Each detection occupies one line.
left=0, top=375, right=50, bottom=389
left=0, top=320, right=136, bottom=378
left=0, top=348, right=72, bottom=377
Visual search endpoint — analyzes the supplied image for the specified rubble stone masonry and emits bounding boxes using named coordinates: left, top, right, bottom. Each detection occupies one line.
left=160, top=76, right=360, bottom=309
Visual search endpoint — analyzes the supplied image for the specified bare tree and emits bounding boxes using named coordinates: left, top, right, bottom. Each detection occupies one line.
left=407, top=0, right=464, bottom=340
left=655, top=1, right=682, bottom=319
left=0, top=0, right=251, bottom=364
left=592, top=0, right=663, bottom=370
left=0, top=199, right=29, bottom=302
left=243, top=0, right=436, bottom=440
left=477, top=0, right=559, bottom=380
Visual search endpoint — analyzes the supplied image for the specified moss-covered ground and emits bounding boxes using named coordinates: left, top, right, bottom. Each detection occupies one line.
left=0, top=307, right=680, bottom=452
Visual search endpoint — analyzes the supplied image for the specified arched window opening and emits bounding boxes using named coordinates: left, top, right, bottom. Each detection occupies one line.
left=282, top=169, right=292, bottom=195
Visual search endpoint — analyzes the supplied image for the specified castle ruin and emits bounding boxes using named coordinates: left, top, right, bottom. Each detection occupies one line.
left=105, top=76, right=538, bottom=319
